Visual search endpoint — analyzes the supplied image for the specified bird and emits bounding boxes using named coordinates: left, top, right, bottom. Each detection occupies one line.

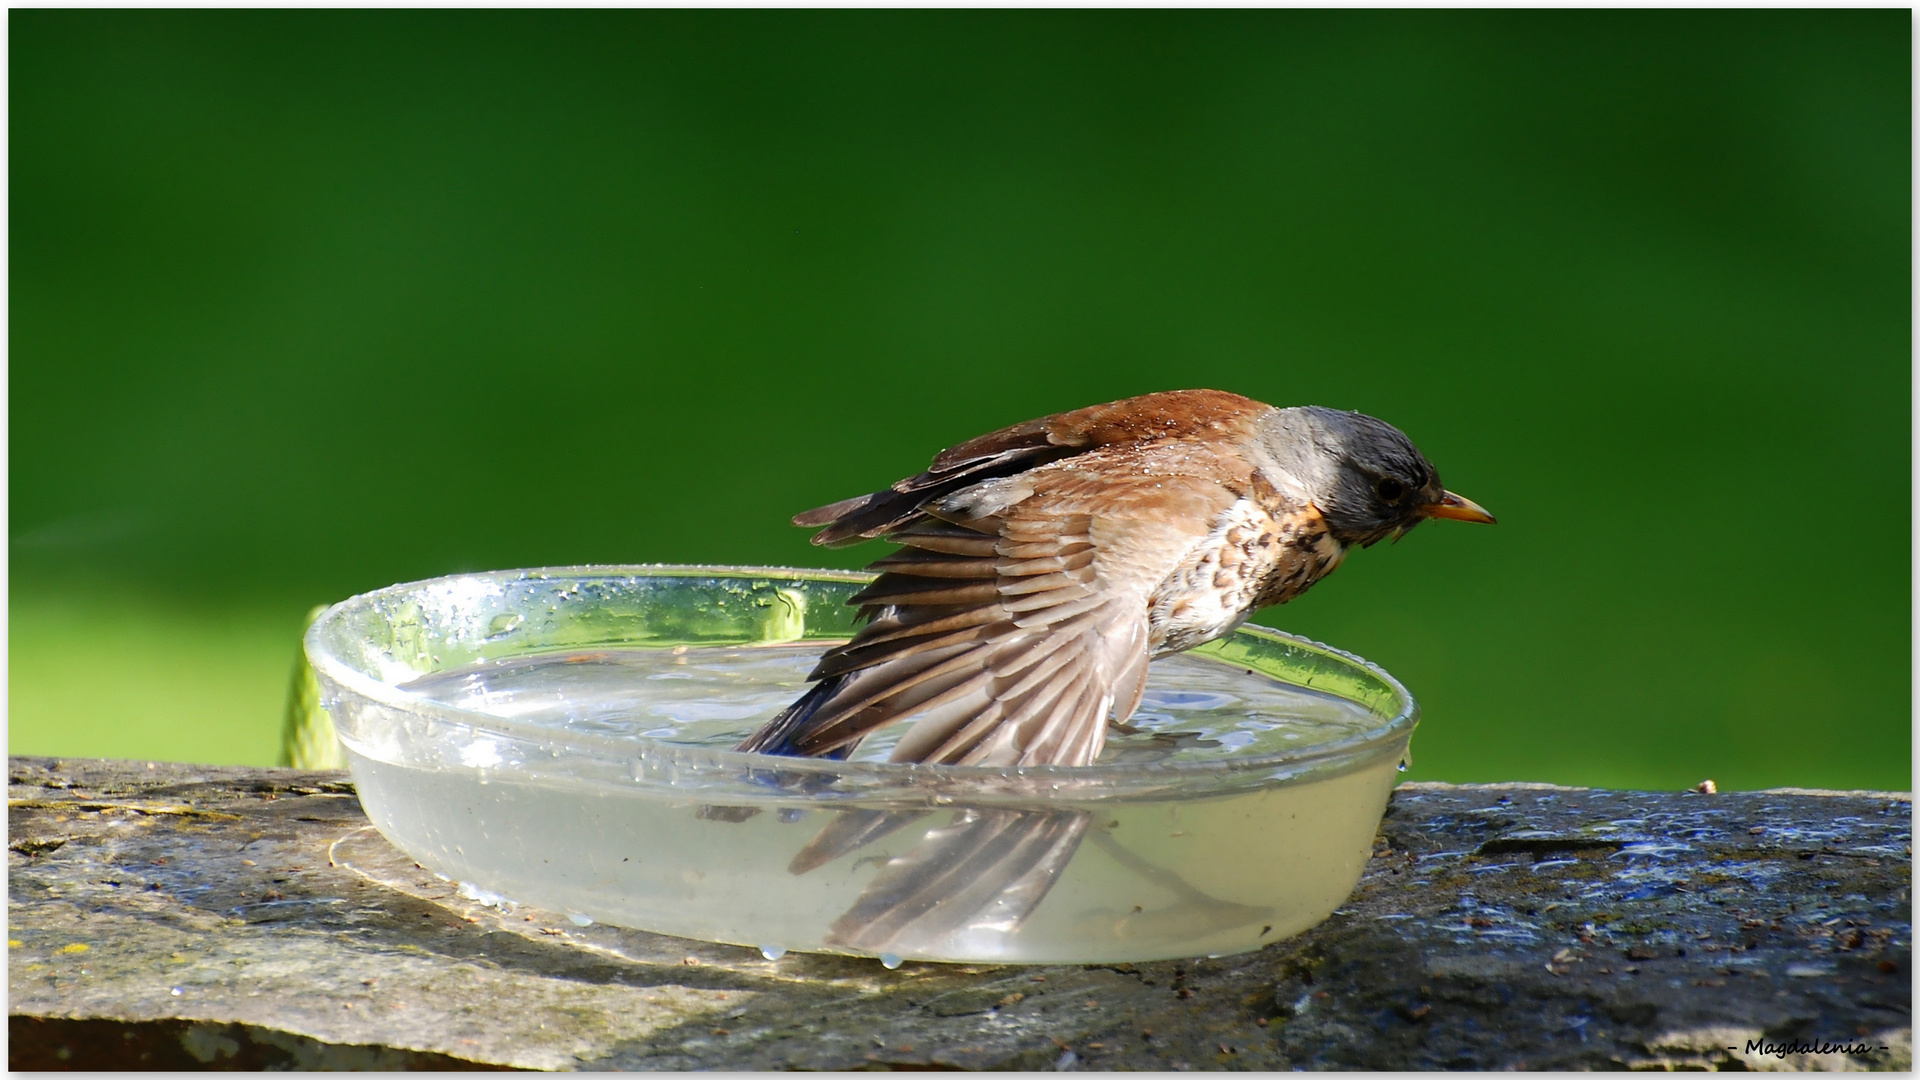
left=731, top=388, right=1495, bottom=956
left=739, top=388, right=1493, bottom=768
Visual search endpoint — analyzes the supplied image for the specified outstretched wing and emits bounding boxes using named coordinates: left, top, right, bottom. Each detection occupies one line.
left=741, top=435, right=1264, bottom=960
left=794, top=389, right=1267, bottom=547
left=738, top=449, right=1246, bottom=769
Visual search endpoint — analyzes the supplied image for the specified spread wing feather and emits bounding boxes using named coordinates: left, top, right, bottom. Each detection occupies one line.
left=735, top=489, right=1180, bottom=769
left=743, top=451, right=1249, bottom=772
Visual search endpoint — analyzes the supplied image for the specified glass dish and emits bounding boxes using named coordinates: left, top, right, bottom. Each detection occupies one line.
left=306, top=565, right=1418, bottom=965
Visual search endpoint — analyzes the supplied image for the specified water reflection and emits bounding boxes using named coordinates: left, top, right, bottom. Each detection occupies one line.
left=773, top=727, right=1270, bottom=959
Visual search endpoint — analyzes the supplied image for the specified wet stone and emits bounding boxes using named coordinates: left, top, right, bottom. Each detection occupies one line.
left=8, top=758, right=1912, bottom=1071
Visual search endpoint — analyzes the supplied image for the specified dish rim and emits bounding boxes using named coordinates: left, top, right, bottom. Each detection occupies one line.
left=306, top=563, right=1421, bottom=786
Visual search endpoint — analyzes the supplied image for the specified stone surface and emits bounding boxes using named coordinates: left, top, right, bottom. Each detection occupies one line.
left=8, top=756, right=1911, bottom=1070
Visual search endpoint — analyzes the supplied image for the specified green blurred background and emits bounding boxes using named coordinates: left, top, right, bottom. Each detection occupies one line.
left=11, top=11, right=1910, bottom=790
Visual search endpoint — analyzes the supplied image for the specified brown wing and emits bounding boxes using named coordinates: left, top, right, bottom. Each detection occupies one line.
left=738, top=444, right=1248, bottom=768
left=795, top=388, right=1268, bottom=546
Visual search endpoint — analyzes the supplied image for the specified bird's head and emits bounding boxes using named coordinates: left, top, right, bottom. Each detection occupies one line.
left=1255, top=405, right=1496, bottom=548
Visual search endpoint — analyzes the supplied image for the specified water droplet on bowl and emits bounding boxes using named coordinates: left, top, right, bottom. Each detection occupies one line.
left=760, top=945, right=787, bottom=960
left=568, top=913, right=594, bottom=927
left=879, top=953, right=903, bottom=970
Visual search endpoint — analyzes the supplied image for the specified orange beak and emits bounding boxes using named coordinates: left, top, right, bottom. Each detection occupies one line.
left=1424, top=490, right=1497, bottom=524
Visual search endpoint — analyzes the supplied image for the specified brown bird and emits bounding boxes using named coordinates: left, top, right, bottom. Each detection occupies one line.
left=731, top=389, right=1493, bottom=957
left=738, top=388, right=1494, bottom=768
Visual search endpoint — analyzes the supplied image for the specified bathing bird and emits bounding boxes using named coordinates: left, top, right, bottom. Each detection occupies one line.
left=739, top=388, right=1494, bottom=768
left=731, top=389, right=1494, bottom=955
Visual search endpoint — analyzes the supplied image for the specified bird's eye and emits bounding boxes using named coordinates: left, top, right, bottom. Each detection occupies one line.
left=1374, top=478, right=1406, bottom=502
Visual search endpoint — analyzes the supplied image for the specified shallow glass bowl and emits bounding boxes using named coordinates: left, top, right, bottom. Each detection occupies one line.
left=306, top=566, right=1418, bottom=965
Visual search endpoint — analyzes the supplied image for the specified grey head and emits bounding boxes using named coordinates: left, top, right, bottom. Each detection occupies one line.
left=1252, top=405, right=1494, bottom=548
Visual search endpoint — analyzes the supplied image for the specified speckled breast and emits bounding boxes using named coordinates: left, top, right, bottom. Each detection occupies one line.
left=1147, top=492, right=1345, bottom=656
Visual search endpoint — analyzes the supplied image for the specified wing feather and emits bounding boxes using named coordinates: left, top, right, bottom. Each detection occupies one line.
left=894, top=532, right=1000, bottom=557
left=847, top=576, right=1001, bottom=608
